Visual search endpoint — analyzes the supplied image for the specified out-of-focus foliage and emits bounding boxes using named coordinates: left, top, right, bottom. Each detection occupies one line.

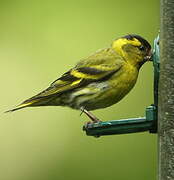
left=0, top=0, right=159, bottom=180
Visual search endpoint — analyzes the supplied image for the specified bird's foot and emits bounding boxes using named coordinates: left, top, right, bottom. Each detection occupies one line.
left=80, top=107, right=102, bottom=123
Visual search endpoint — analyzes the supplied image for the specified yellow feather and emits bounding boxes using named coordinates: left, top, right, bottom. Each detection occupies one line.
left=112, top=38, right=141, bottom=58
left=71, top=79, right=82, bottom=86
left=90, top=65, right=116, bottom=71
left=70, top=69, right=104, bottom=79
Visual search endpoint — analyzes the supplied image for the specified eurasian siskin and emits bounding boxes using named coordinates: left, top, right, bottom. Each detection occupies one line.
left=6, top=34, right=152, bottom=122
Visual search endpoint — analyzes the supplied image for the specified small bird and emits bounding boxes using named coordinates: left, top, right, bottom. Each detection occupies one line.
left=6, top=34, right=152, bottom=122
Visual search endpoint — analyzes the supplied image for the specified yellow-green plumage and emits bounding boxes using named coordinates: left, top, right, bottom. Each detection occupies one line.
left=6, top=34, right=151, bottom=113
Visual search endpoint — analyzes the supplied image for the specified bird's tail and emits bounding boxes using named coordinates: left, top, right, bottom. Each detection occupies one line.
left=5, top=85, right=62, bottom=113
left=4, top=93, right=58, bottom=113
left=4, top=99, right=42, bottom=113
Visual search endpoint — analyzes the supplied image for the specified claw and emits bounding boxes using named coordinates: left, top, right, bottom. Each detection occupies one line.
left=80, top=107, right=85, bottom=116
left=80, top=107, right=102, bottom=123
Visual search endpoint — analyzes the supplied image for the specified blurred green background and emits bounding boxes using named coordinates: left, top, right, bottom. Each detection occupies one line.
left=1, top=0, right=159, bottom=180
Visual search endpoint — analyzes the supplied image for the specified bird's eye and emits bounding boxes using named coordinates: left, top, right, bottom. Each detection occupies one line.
left=139, top=45, right=145, bottom=51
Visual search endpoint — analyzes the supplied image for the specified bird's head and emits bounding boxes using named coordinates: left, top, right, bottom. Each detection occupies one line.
left=112, top=34, right=152, bottom=68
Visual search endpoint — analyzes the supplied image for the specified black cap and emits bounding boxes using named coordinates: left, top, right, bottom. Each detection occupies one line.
left=123, top=34, right=151, bottom=50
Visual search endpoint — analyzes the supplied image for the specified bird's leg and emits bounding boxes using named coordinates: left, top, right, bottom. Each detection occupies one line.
left=80, top=107, right=102, bottom=123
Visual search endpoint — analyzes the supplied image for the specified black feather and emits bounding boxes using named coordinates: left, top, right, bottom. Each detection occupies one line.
left=77, top=67, right=106, bottom=75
